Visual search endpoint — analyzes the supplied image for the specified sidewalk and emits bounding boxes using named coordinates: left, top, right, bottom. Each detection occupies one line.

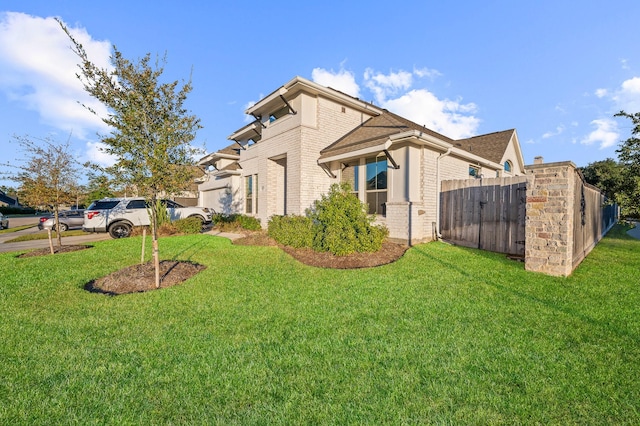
left=627, top=222, right=640, bottom=239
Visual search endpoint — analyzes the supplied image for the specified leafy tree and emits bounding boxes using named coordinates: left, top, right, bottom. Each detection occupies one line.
left=615, top=111, right=640, bottom=217
left=579, top=158, right=624, bottom=202
left=1, top=135, right=81, bottom=250
left=85, top=173, right=115, bottom=203
left=60, top=21, right=202, bottom=287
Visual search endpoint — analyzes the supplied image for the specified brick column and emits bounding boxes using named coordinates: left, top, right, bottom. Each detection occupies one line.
left=524, top=162, right=576, bottom=276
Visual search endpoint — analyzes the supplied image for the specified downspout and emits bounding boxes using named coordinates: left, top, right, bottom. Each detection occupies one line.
left=435, top=148, right=452, bottom=240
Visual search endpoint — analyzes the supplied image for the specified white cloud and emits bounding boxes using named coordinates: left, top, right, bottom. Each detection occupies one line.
left=85, top=141, right=116, bottom=167
left=363, top=68, right=413, bottom=104
left=542, top=125, right=565, bottom=139
left=312, top=66, right=480, bottom=139
left=0, top=12, right=111, bottom=139
left=413, top=66, right=442, bottom=80
left=616, top=76, right=640, bottom=111
left=594, top=88, right=608, bottom=98
left=311, top=68, right=360, bottom=98
left=383, top=89, right=480, bottom=139
left=581, top=119, right=619, bottom=149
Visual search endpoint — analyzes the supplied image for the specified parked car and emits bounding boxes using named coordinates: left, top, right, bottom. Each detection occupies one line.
left=38, top=210, right=86, bottom=232
left=0, top=212, right=8, bottom=230
left=83, top=197, right=213, bottom=238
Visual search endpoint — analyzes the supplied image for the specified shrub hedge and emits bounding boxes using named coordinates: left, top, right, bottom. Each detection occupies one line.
left=268, top=215, right=314, bottom=248
left=268, top=183, right=388, bottom=256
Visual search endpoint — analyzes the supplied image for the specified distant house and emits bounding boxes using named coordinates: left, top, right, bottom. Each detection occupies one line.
left=0, top=190, right=19, bottom=208
left=197, top=76, right=525, bottom=244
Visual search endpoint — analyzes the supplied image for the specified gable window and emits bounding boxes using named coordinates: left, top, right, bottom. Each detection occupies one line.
left=504, top=160, right=512, bottom=173
left=469, top=165, right=480, bottom=178
left=365, top=156, right=387, bottom=215
left=245, top=174, right=258, bottom=214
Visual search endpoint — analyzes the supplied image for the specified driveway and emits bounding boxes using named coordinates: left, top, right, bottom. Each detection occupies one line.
left=0, top=216, right=112, bottom=253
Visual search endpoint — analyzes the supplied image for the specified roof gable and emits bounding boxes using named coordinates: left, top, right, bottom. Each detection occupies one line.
left=454, top=129, right=516, bottom=164
left=320, top=110, right=453, bottom=159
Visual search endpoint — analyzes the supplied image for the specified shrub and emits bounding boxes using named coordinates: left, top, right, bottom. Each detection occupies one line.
left=268, top=215, right=314, bottom=248
left=174, top=216, right=204, bottom=234
left=309, top=183, right=388, bottom=256
left=213, top=213, right=261, bottom=231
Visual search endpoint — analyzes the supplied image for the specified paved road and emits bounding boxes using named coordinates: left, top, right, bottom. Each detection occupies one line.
left=0, top=216, right=112, bottom=253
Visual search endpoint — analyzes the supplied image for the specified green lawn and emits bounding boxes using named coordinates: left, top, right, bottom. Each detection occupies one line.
left=1, top=226, right=638, bottom=424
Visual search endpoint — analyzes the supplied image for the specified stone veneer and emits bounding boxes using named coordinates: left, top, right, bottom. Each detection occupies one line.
left=524, top=161, right=576, bottom=276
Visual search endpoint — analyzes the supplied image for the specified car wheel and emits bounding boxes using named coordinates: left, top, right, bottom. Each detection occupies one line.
left=108, top=222, right=132, bottom=238
left=57, top=223, right=69, bottom=232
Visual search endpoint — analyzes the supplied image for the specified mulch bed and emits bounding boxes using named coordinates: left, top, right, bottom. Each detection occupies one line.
left=85, top=260, right=206, bottom=295
left=18, top=244, right=92, bottom=258
left=234, top=232, right=408, bottom=269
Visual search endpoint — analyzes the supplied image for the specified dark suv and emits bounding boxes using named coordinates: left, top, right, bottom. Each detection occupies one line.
left=83, top=197, right=212, bottom=238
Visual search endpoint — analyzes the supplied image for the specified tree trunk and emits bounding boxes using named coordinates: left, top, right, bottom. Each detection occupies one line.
left=47, top=229, right=54, bottom=255
left=54, top=209, right=62, bottom=248
left=153, top=238, right=160, bottom=288
left=141, top=227, right=146, bottom=264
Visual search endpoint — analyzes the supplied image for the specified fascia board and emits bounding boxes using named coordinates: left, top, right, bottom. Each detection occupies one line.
left=318, top=140, right=392, bottom=164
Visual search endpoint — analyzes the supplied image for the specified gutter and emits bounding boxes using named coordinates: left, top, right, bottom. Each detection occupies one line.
left=435, top=148, right=452, bottom=240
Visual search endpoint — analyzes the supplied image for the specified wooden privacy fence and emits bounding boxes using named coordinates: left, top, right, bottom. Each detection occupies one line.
left=572, top=176, right=619, bottom=268
left=440, top=162, right=619, bottom=276
left=440, top=176, right=528, bottom=256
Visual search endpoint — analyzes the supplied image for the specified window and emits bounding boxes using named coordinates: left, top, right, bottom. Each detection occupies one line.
left=504, top=160, right=512, bottom=173
left=469, top=165, right=480, bottom=178
left=340, top=162, right=359, bottom=193
left=245, top=174, right=258, bottom=214
left=269, top=106, right=289, bottom=123
left=365, top=156, right=387, bottom=215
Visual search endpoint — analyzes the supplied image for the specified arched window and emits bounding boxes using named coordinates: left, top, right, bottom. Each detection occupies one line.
left=504, top=160, right=512, bottom=173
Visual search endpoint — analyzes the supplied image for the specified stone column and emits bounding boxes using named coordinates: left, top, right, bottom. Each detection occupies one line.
left=524, top=161, right=576, bottom=276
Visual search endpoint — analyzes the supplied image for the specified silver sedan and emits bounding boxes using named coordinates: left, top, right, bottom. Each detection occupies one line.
left=38, top=210, right=85, bottom=232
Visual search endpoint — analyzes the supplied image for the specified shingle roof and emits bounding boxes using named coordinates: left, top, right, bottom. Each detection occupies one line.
left=218, top=143, right=241, bottom=157
left=319, top=110, right=453, bottom=159
left=319, top=109, right=515, bottom=165
left=454, top=129, right=515, bottom=164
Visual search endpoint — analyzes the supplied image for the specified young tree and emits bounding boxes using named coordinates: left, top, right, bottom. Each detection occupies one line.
left=59, top=21, right=202, bottom=287
left=615, top=111, right=640, bottom=217
left=1, top=135, right=81, bottom=250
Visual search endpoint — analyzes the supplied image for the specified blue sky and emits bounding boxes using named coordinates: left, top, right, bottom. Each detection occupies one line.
left=1, top=1, right=640, bottom=188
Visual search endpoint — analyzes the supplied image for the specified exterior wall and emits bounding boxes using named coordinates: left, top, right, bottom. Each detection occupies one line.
left=238, top=91, right=376, bottom=227
left=199, top=174, right=241, bottom=214
left=500, top=138, right=525, bottom=176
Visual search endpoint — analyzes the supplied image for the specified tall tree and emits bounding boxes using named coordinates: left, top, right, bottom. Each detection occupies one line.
left=1, top=135, right=81, bottom=250
left=579, top=158, right=624, bottom=202
left=615, top=111, right=640, bottom=217
left=59, top=21, right=202, bottom=287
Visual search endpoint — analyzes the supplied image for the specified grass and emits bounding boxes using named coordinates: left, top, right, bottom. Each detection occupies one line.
left=0, top=225, right=639, bottom=424
left=4, top=229, right=87, bottom=242
left=0, top=224, right=35, bottom=235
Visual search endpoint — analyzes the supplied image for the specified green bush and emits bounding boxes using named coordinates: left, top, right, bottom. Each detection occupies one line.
left=268, top=215, right=314, bottom=248
left=213, top=213, right=261, bottom=231
left=174, top=216, right=204, bottom=234
left=309, top=183, right=388, bottom=256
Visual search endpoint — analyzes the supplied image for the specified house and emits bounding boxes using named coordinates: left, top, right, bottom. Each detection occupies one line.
left=0, top=190, right=19, bottom=208
left=197, top=76, right=525, bottom=244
